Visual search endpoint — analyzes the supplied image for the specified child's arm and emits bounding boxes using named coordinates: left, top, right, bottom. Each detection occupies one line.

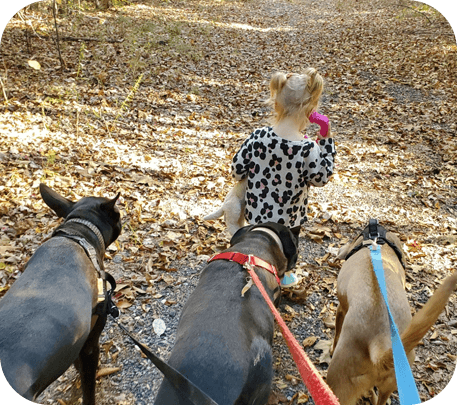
left=302, top=138, right=336, bottom=187
left=231, top=136, right=253, bottom=181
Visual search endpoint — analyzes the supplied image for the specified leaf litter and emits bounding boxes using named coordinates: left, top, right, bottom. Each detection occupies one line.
left=0, top=0, right=456, bottom=404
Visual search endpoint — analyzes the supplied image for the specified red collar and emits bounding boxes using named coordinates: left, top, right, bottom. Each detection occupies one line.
left=208, top=252, right=281, bottom=285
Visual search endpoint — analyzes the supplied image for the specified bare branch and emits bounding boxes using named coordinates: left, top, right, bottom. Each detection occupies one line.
left=60, top=36, right=124, bottom=43
left=52, top=0, right=66, bottom=70
left=0, top=77, right=8, bottom=104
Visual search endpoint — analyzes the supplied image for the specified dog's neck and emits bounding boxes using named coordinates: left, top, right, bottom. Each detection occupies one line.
left=65, top=218, right=106, bottom=251
left=251, top=228, right=284, bottom=254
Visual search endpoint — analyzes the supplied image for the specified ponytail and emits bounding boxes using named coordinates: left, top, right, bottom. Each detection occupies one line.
left=269, top=72, right=288, bottom=99
left=267, top=68, right=324, bottom=129
left=303, top=67, right=323, bottom=114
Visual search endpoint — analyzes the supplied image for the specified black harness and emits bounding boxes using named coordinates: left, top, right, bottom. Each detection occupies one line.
left=345, top=219, right=405, bottom=269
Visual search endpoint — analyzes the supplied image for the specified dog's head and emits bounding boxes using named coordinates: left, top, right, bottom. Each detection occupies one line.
left=337, top=221, right=405, bottom=268
left=40, top=183, right=122, bottom=248
left=230, top=222, right=300, bottom=271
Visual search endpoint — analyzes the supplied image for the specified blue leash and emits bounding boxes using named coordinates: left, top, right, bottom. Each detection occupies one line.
left=370, top=243, right=421, bottom=405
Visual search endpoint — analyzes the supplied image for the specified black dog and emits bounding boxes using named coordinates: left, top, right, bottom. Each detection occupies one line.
left=154, top=223, right=300, bottom=405
left=0, top=184, right=121, bottom=404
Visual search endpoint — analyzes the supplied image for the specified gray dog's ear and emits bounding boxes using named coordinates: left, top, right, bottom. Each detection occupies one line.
left=101, top=192, right=120, bottom=213
left=290, top=226, right=301, bottom=239
left=230, top=225, right=255, bottom=246
left=40, top=183, right=75, bottom=218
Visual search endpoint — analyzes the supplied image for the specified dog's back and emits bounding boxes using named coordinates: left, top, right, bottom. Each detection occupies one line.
left=378, top=270, right=457, bottom=371
left=0, top=237, right=96, bottom=399
left=328, top=236, right=457, bottom=405
left=154, top=333, right=273, bottom=405
left=328, top=245, right=413, bottom=404
left=233, top=337, right=273, bottom=405
left=153, top=223, right=298, bottom=405
left=154, top=261, right=275, bottom=405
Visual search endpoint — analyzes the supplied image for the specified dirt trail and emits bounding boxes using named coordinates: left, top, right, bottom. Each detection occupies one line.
left=0, top=0, right=456, bottom=404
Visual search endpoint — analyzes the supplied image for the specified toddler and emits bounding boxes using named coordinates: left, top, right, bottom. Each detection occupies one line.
left=231, top=69, right=336, bottom=287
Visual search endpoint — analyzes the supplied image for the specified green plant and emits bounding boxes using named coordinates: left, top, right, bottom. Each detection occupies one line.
left=167, top=22, right=183, bottom=37
left=189, top=86, right=200, bottom=95
left=140, top=21, right=156, bottom=33
left=45, top=150, right=57, bottom=166
left=112, top=73, right=144, bottom=129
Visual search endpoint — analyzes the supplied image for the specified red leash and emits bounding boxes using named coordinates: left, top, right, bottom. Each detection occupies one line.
left=208, top=252, right=340, bottom=405
left=247, top=268, right=340, bottom=405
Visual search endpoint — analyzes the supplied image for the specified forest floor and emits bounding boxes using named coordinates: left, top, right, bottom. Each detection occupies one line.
left=0, top=0, right=456, bottom=404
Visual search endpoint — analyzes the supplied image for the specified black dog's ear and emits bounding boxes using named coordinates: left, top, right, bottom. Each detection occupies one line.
left=280, top=227, right=299, bottom=270
left=290, top=226, right=301, bottom=239
left=40, top=183, right=75, bottom=218
left=230, top=225, right=255, bottom=246
left=101, top=192, right=120, bottom=213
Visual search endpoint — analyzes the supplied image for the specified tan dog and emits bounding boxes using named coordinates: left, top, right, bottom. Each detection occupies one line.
left=327, top=222, right=457, bottom=405
left=204, top=178, right=247, bottom=236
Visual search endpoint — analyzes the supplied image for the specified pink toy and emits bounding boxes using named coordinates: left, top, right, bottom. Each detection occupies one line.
left=309, top=111, right=329, bottom=137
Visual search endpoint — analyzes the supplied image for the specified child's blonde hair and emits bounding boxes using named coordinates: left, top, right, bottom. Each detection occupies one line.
left=268, top=68, right=323, bottom=131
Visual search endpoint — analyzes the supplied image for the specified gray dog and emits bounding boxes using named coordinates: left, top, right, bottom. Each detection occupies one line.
left=154, top=222, right=300, bottom=405
left=0, top=184, right=121, bottom=404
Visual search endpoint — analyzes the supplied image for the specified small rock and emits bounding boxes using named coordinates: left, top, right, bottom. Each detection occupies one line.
left=153, top=318, right=166, bottom=336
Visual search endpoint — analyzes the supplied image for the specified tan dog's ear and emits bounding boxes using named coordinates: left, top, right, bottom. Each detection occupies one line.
left=336, top=236, right=363, bottom=260
left=386, top=232, right=407, bottom=268
left=336, top=242, right=352, bottom=260
left=386, top=232, right=402, bottom=250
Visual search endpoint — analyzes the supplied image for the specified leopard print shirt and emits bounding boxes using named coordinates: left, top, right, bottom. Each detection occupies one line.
left=231, top=126, right=336, bottom=227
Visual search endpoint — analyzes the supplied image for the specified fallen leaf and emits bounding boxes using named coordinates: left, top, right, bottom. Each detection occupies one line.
left=96, top=367, right=122, bottom=379
left=302, top=336, right=318, bottom=348
left=314, top=339, right=333, bottom=364
left=322, top=315, right=335, bottom=329
left=116, top=300, right=133, bottom=309
left=241, top=278, right=253, bottom=297
left=27, top=60, right=41, bottom=70
left=297, top=392, right=309, bottom=404
left=284, top=305, right=297, bottom=316
left=285, top=374, right=299, bottom=385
